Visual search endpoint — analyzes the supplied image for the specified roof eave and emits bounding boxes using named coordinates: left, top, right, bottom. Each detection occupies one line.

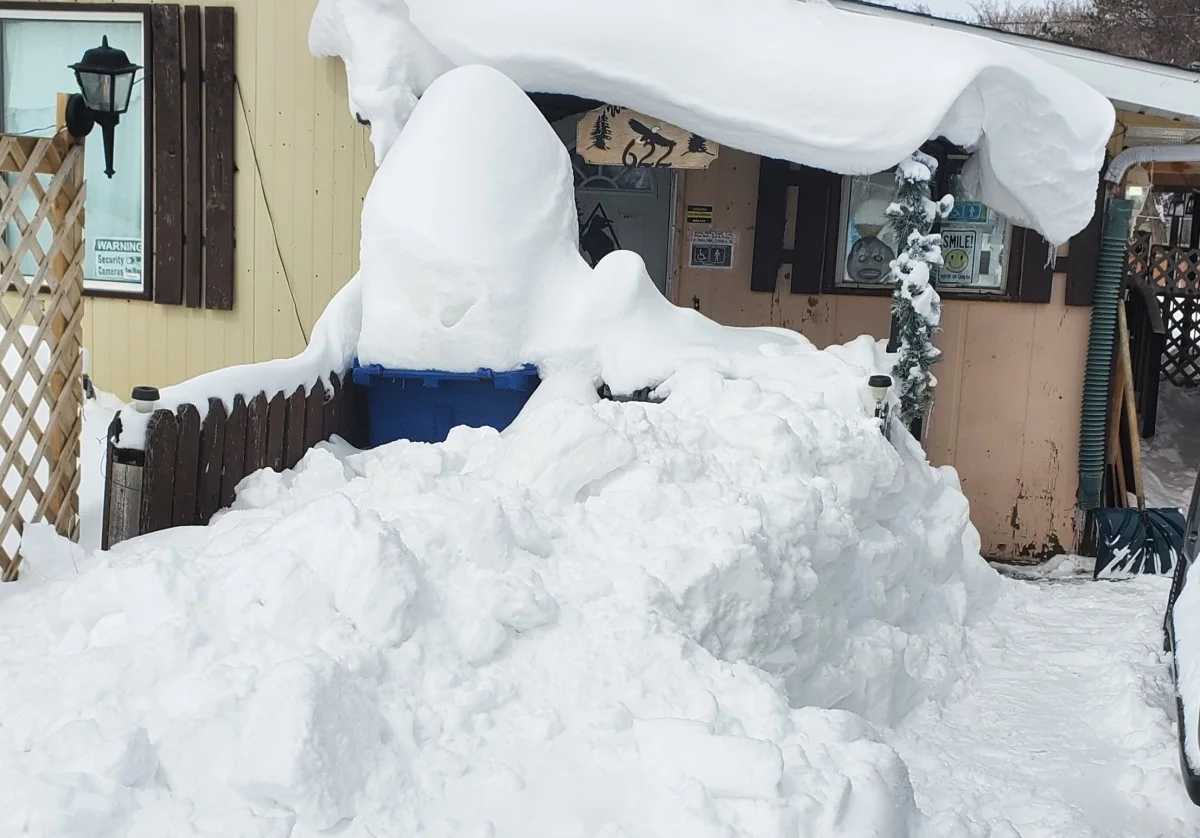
left=830, top=0, right=1200, bottom=123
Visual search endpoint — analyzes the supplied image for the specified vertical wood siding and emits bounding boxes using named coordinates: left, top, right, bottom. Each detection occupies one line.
left=17, top=0, right=375, bottom=398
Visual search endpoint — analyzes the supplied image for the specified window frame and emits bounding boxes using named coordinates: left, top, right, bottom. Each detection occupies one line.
left=828, top=169, right=1023, bottom=302
left=0, top=1, right=153, bottom=301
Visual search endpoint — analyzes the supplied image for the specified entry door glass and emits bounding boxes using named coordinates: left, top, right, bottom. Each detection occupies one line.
left=552, top=115, right=673, bottom=294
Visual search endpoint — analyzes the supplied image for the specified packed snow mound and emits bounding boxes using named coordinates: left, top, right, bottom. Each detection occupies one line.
left=358, top=65, right=805, bottom=374
left=311, top=0, right=1114, bottom=243
left=0, top=336, right=997, bottom=836
left=357, top=65, right=579, bottom=371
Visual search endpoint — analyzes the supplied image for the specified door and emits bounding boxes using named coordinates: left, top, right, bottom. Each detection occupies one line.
left=552, top=115, right=674, bottom=294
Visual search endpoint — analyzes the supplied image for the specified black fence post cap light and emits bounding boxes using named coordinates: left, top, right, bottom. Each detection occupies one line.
left=64, top=36, right=141, bottom=178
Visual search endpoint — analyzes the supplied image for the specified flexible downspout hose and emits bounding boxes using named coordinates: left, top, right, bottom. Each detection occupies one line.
left=1105, top=145, right=1200, bottom=185
left=1078, top=198, right=1132, bottom=511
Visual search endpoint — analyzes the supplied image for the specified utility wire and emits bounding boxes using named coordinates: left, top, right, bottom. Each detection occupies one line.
left=234, top=74, right=310, bottom=346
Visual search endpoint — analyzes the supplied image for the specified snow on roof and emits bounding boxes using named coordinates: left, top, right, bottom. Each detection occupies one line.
left=311, top=0, right=1114, bottom=244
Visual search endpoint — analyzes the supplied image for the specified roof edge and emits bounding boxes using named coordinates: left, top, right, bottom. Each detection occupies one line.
left=831, top=0, right=1200, bottom=120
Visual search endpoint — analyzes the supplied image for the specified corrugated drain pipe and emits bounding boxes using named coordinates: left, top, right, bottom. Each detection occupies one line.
left=1076, top=145, right=1200, bottom=544
left=1077, top=198, right=1132, bottom=514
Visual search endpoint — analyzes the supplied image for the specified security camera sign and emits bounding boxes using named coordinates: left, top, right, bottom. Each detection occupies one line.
left=936, top=228, right=977, bottom=286
left=93, top=237, right=143, bottom=284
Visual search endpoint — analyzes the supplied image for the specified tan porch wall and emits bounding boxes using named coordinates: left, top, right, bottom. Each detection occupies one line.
left=672, top=149, right=1088, bottom=559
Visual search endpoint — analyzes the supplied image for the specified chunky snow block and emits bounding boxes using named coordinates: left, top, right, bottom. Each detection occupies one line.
left=351, top=362, right=540, bottom=446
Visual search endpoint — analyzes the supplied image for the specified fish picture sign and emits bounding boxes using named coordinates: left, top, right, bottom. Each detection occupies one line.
left=577, top=106, right=720, bottom=169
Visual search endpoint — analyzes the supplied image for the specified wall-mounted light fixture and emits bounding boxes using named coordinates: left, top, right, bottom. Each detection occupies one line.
left=64, top=36, right=141, bottom=179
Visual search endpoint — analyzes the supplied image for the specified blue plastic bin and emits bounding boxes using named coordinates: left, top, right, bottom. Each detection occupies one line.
left=351, top=362, right=541, bottom=446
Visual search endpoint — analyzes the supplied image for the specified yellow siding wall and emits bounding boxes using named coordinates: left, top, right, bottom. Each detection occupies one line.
left=674, top=149, right=1090, bottom=560
left=21, top=0, right=374, bottom=399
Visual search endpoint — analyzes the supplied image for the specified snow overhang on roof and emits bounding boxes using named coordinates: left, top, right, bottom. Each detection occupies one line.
left=831, top=0, right=1200, bottom=124
left=310, top=0, right=1116, bottom=244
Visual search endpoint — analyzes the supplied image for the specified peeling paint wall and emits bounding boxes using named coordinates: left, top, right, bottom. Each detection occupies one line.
left=673, top=150, right=1088, bottom=560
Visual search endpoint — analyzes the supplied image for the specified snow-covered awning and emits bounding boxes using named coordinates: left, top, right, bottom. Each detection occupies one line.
left=310, top=0, right=1115, bottom=244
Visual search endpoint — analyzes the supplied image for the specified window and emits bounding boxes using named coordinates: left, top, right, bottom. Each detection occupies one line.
left=0, top=8, right=148, bottom=297
left=835, top=166, right=1013, bottom=294
left=574, top=158, right=657, bottom=193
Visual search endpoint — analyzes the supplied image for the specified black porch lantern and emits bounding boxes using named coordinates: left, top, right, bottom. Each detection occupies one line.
left=64, top=36, right=141, bottom=179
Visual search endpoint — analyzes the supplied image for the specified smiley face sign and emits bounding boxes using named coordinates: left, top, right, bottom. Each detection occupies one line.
left=943, top=246, right=970, bottom=273
left=937, top=228, right=977, bottom=285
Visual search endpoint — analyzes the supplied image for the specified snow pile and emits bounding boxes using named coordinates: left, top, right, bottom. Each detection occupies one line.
left=355, top=66, right=577, bottom=370
left=0, top=331, right=996, bottom=836
left=358, top=65, right=806, bottom=372
left=50, top=65, right=1012, bottom=836
left=311, top=0, right=1114, bottom=244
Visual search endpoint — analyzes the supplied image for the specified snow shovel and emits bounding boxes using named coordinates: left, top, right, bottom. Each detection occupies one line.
left=1094, top=507, right=1186, bottom=577
left=1093, top=301, right=1185, bottom=579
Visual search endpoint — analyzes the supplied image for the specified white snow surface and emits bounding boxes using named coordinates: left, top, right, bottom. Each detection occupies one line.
left=9, top=403, right=1200, bottom=835
left=1142, top=383, right=1200, bottom=512
left=358, top=66, right=805, bottom=372
left=5, top=331, right=999, bottom=836
left=902, top=569, right=1197, bottom=837
left=310, top=0, right=1114, bottom=244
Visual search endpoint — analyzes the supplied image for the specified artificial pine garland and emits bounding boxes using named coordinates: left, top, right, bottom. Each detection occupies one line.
left=886, top=152, right=954, bottom=427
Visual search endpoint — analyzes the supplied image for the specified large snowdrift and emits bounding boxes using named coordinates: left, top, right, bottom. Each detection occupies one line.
left=358, top=65, right=805, bottom=373
left=311, top=0, right=1114, bottom=244
left=0, top=340, right=996, bottom=837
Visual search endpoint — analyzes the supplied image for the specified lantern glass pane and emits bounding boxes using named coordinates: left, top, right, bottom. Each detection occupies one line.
left=113, top=71, right=135, bottom=113
left=78, top=70, right=113, bottom=111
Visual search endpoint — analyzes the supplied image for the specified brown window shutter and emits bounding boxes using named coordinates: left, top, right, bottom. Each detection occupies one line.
left=183, top=5, right=204, bottom=308
left=203, top=6, right=236, bottom=311
left=1065, top=175, right=1107, bottom=307
left=151, top=4, right=183, bottom=305
left=750, top=157, right=790, bottom=292
left=791, top=167, right=842, bottom=294
left=1007, top=226, right=1054, bottom=303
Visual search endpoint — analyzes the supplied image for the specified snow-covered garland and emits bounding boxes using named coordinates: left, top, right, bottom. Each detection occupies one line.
left=887, top=152, right=954, bottom=426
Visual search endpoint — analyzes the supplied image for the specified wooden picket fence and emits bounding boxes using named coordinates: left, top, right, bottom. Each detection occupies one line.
left=102, top=374, right=367, bottom=548
left=0, top=128, right=86, bottom=580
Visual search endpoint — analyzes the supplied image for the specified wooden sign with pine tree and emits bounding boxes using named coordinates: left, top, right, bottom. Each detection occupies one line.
left=576, top=106, right=720, bottom=170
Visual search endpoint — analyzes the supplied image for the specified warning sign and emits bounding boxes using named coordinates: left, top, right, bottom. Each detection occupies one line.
left=686, top=204, right=713, bottom=224
left=936, top=228, right=977, bottom=286
left=93, top=237, right=143, bottom=284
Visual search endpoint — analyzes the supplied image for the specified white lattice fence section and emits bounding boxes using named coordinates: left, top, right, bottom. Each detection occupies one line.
left=0, top=132, right=85, bottom=580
